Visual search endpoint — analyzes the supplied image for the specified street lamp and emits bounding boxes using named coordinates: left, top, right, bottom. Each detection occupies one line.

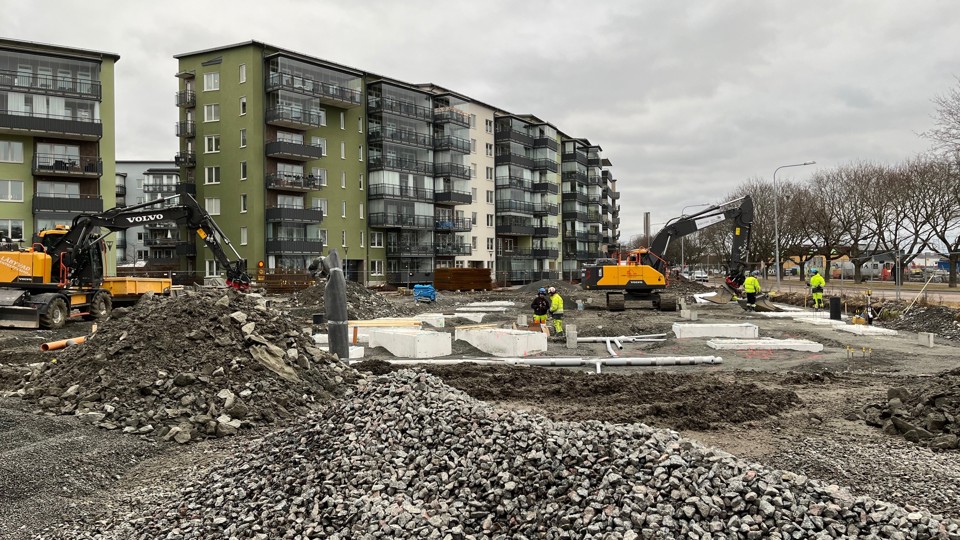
left=774, top=161, right=816, bottom=287
left=680, top=204, right=711, bottom=274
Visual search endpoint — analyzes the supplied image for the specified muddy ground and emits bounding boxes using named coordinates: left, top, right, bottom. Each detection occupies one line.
left=2, top=278, right=960, bottom=538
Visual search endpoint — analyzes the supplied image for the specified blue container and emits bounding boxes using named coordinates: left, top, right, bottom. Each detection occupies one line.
left=413, top=284, right=437, bottom=302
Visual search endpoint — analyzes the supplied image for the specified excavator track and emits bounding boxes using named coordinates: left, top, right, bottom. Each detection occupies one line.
left=656, top=294, right=678, bottom=312
left=606, top=292, right=625, bottom=311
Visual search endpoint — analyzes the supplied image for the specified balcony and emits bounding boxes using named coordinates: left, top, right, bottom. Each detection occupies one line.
left=433, top=134, right=470, bottom=154
left=532, top=203, right=558, bottom=215
left=367, top=184, right=433, bottom=203
left=176, top=242, right=197, bottom=257
left=531, top=159, right=558, bottom=173
left=265, top=173, right=325, bottom=192
left=0, top=69, right=101, bottom=99
left=433, top=107, right=470, bottom=127
left=265, top=206, right=325, bottom=224
left=115, top=184, right=126, bottom=196
left=561, top=151, right=588, bottom=166
left=368, top=155, right=434, bottom=175
left=588, top=156, right=602, bottom=167
left=496, top=200, right=534, bottom=215
left=368, top=213, right=434, bottom=229
left=175, top=152, right=196, bottom=167
left=562, top=171, right=587, bottom=184
left=32, top=154, right=102, bottom=177
left=586, top=212, right=603, bottom=223
left=146, top=222, right=179, bottom=230
left=266, top=238, right=326, bottom=255
left=435, top=243, right=472, bottom=256
left=613, top=217, right=621, bottom=227
left=32, top=195, right=103, bottom=213
left=434, top=162, right=470, bottom=180
left=533, top=226, right=559, bottom=238
left=176, top=90, right=196, bottom=108
left=496, top=222, right=534, bottom=236
left=0, top=110, right=102, bottom=140
left=497, top=129, right=533, bottom=146
left=434, top=189, right=472, bottom=205
left=533, top=137, right=558, bottom=151
left=143, top=182, right=180, bottom=194
left=562, top=191, right=589, bottom=203
left=586, top=232, right=603, bottom=242
left=265, top=140, right=325, bottom=161
left=562, top=210, right=587, bottom=222
left=176, top=121, right=196, bottom=138
left=265, top=106, right=325, bottom=130
left=115, top=237, right=126, bottom=250
left=368, top=128, right=432, bottom=150
left=386, top=243, right=434, bottom=257
left=385, top=271, right=434, bottom=286
left=611, top=190, right=620, bottom=200
left=500, top=249, right=533, bottom=259
left=495, top=175, right=532, bottom=191
left=367, top=95, right=432, bottom=121
left=586, top=175, right=603, bottom=186
left=532, top=181, right=559, bottom=195
left=495, top=153, right=534, bottom=169
left=265, top=73, right=362, bottom=108
left=434, top=217, right=472, bottom=232
left=532, top=247, right=560, bottom=259
left=145, top=237, right=181, bottom=247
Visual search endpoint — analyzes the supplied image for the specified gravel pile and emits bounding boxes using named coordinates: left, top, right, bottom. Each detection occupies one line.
left=880, top=305, right=960, bottom=342
left=517, top=279, right=581, bottom=294
left=863, top=370, right=960, bottom=450
left=55, top=370, right=957, bottom=539
left=288, top=279, right=414, bottom=320
left=10, top=290, right=355, bottom=443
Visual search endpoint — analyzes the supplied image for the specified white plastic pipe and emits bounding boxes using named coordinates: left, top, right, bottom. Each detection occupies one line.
left=577, top=334, right=667, bottom=343
left=605, top=339, right=618, bottom=357
left=351, top=356, right=723, bottom=367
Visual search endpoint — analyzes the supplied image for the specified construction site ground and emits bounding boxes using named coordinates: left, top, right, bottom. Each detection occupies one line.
left=1, top=277, right=960, bottom=538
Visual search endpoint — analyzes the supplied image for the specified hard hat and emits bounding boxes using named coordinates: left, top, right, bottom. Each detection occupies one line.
left=538, top=287, right=546, bottom=294
left=811, top=268, right=819, bottom=274
left=548, top=286, right=557, bottom=294
left=752, top=271, right=761, bottom=276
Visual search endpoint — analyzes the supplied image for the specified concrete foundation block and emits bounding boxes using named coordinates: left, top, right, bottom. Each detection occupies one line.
left=367, top=329, right=452, bottom=359
left=349, top=346, right=365, bottom=359
left=455, top=328, right=548, bottom=358
left=453, top=312, right=486, bottom=323
left=835, top=325, right=898, bottom=336
left=793, top=318, right=848, bottom=327
left=464, top=301, right=516, bottom=308
left=456, top=306, right=509, bottom=313
left=919, top=332, right=935, bottom=347
left=517, top=315, right=527, bottom=326
left=706, top=338, right=824, bottom=352
left=679, top=309, right=698, bottom=320
left=673, top=323, right=759, bottom=339
left=566, top=324, right=578, bottom=349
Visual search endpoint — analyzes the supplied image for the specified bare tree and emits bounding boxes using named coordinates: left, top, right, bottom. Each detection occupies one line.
left=773, top=181, right=810, bottom=280
left=795, top=172, right=847, bottom=282
left=730, top=178, right=774, bottom=272
left=922, top=76, right=960, bottom=154
left=919, top=155, right=960, bottom=287
left=831, top=162, right=883, bottom=282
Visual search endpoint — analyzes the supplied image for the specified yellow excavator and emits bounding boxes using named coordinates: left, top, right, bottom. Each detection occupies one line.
left=0, top=194, right=250, bottom=329
left=581, top=196, right=755, bottom=311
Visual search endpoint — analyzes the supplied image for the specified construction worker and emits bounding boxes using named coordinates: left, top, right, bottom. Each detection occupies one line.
left=743, top=271, right=761, bottom=311
left=809, top=268, right=826, bottom=309
left=547, top=286, right=565, bottom=337
left=531, top=288, right=550, bottom=326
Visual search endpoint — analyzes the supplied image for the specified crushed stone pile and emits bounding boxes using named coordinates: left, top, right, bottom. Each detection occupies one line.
left=288, top=278, right=414, bottom=320
left=56, top=370, right=957, bottom=539
left=863, top=369, right=960, bottom=450
left=879, top=304, right=960, bottom=342
left=666, top=274, right=714, bottom=297
left=12, top=290, right=356, bottom=443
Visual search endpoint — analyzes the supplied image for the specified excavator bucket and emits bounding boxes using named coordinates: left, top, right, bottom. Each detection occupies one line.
left=0, top=290, right=40, bottom=329
left=736, top=294, right=783, bottom=313
left=700, top=288, right=734, bottom=304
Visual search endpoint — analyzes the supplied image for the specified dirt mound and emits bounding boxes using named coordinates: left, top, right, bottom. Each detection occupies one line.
left=879, top=304, right=960, bottom=341
left=287, top=278, right=414, bottom=320
left=14, top=290, right=356, bottom=443
left=863, top=369, right=960, bottom=450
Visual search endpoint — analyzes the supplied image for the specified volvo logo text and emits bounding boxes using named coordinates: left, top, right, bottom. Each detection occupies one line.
left=125, top=214, right=165, bottom=223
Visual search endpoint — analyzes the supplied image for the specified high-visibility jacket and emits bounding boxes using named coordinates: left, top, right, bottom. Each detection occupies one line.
left=743, top=276, right=761, bottom=293
left=549, top=293, right=564, bottom=314
left=810, top=273, right=825, bottom=291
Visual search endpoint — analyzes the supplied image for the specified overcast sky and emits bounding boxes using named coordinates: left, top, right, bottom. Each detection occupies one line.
left=6, top=0, right=960, bottom=240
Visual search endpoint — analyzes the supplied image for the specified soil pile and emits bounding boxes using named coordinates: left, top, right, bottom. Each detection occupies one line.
left=863, top=369, right=960, bottom=450
left=15, top=290, right=356, bottom=443
left=53, top=370, right=954, bottom=539
left=666, top=274, right=714, bottom=297
left=880, top=304, right=960, bottom=342
left=517, top=278, right=581, bottom=294
left=288, top=278, right=414, bottom=320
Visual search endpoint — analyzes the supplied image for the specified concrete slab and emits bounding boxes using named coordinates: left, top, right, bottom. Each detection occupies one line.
left=835, top=325, right=898, bottom=336
left=455, top=307, right=510, bottom=313
left=793, top=318, right=849, bottom=327
left=367, top=328, right=452, bottom=359
left=760, top=311, right=834, bottom=318
left=455, top=328, right=548, bottom=358
left=380, top=314, right=444, bottom=327
left=706, top=338, right=824, bottom=352
left=452, top=312, right=486, bottom=323
left=673, top=323, right=758, bottom=339
left=349, top=346, right=365, bottom=359
left=919, top=332, right=935, bottom=347
left=464, top=301, right=516, bottom=307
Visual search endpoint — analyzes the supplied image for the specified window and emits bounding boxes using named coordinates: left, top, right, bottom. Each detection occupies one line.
left=487, top=238, right=494, bottom=250
left=360, top=231, right=364, bottom=247
left=340, top=112, right=345, bottom=130
left=485, top=143, right=493, bottom=157
left=204, top=166, right=221, bottom=184
left=341, top=230, right=347, bottom=247
left=311, top=167, right=327, bottom=186
left=358, top=117, right=363, bottom=133
left=371, top=259, right=384, bottom=276
left=0, top=141, right=24, bottom=163
left=239, top=97, right=247, bottom=115
left=371, top=232, right=383, bottom=248
left=359, top=203, right=364, bottom=219
left=471, top=212, right=477, bottom=225
left=470, top=113, right=476, bottom=128
left=486, top=167, right=494, bottom=180
left=205, top=197, right=221, bottom=215
left=0, top=180, right=24, bottom=202
left=240, top=129, right=247, bottom=148
left=240, top=226, right=248, bottom=245
left=203, top=72, right=220, bottom=91
left=240, top=161, right=247, bottom=180
left=240, top=193, right=247, bottom=213
left=471, top=138, right=477, bottom=153
left=204, top=135, right=220, bottom=153
left=471, top=188, right=478, bottom=202
left=485, top=119, right=493, bottom=133
left=319, top=229, right=328, bottom=247
left=203, top=104, right=220, bottom=122
left=0, top=219, right=23, bottom=240
left=472, top=236, right=478, bottom=249
left=312, top=136, right=327, bottom=156
left=486, top=190, right=494, bottom=204
left=136, top=250, right=148, bottom=261
left=340, top=142, right=345, bottom=159
left=471, top=163, right=477, bottom=178
left=313, top=198, right=328, bottom=217
left=239, top=64, right=247, bottom=83
left=137, top=232, right=144, bottom=242
left=205, top=259, right=220, bottom=277
left=341, top=171, right=346, bottom=189
left=359, top=145, right=363, bottom=161
left=359, top=174, right=364, bottom=190
left=341, top=201, right=346, bottom=218
left=486, top=214, right=494, bottom=227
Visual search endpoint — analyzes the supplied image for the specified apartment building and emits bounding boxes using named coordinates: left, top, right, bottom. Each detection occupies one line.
left=0, top=38, right=118, bottom=270
left=114, top=160, right=181, bottom=267
left=174, top=41, right=618, bottom=286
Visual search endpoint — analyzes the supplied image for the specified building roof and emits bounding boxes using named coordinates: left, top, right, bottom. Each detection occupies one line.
left=0, top=37, right=119, bottom=61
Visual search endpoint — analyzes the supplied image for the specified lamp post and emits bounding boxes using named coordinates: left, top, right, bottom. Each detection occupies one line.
left=680, top=204, right=711, bottom=275
left=774, top=161, right=816, bottom=288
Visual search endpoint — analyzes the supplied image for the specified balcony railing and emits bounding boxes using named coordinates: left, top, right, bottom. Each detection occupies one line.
left=176, top=121, right=196, bottom=138
left=265, top=106, right=325, bottom=129
left=434, top=217, right=472, bottom=232
left=367, top=94, right=433, bottom=121
left=532, top=181, right=559, bottom=195
left=434, top=189, right=472, bottom=205
left=586, top=212, right=603, bottom=223
left=531, top=159, right=558, bottom=172
left=435, top=243, right=472, bottom=256
left=115, top=184, right=126, bottom=196
left=368, top=155, right=434, bottom=175
left=534, top=226, right=559, bottom=238
left=368, top=128, right=433, bottom=149
left=385, top=271, right=434, bottom=286
left=495, top=175, right=532, bottom=191
left=533, top=137, right=558, bottom=151
left=434, top=162, right=470, bottom=179
left=265, top=140, right=325, bottom=161
left=562, top=171, right=587, bottom=184
left=386, top=243, right=435, bottom=257
left=32, top=194, right=103, bottom=213
left=0, top=109, right=102, bottom=140
left=495, top=153, right=534, bottom=169
left=368, top=213, right=434, bottom=229
left=561, top=151, right=588, bottom=165
left=175, top=152, right=196, bottom=167
left=586, top=174, right=602, bottom=186
left=32, top=154, right=102, bottom=177
left=532, top=203, right=558, bottom=215
left=145, top=238, right=181, bottom=247
left=496, top=223, right=535, bottom=236
left=265, top=73, right=362, bottom=108
left=0, top=69, right=101, bottom=99
left=265, top=173, right=325, bottom=192
left=433, top=134, right=471, bottom=154
left=367, top=184, right=433, bottom=202
left=433, top=107, right=470, bottom=127
left=175, top=90, right=196, bottom=108
left=266, top=238, right=326, bottom=255
left=499, top=249, right=533, bottom=259
left=497, top=129, right=533, bottom=146
left=496, top=200, right=534, bottom=214
left=532, top=247, right=560, bottom=259
left=562, top=191, right=589, bottom=203
left=265, top=206, right=325, bottom=223
left=143, top=182, right=179, bottom=194
left=562, top=210, right=587, bottom=222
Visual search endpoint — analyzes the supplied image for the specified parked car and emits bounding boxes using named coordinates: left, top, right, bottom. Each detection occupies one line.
left=692, top=271, right=709, bottom=282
